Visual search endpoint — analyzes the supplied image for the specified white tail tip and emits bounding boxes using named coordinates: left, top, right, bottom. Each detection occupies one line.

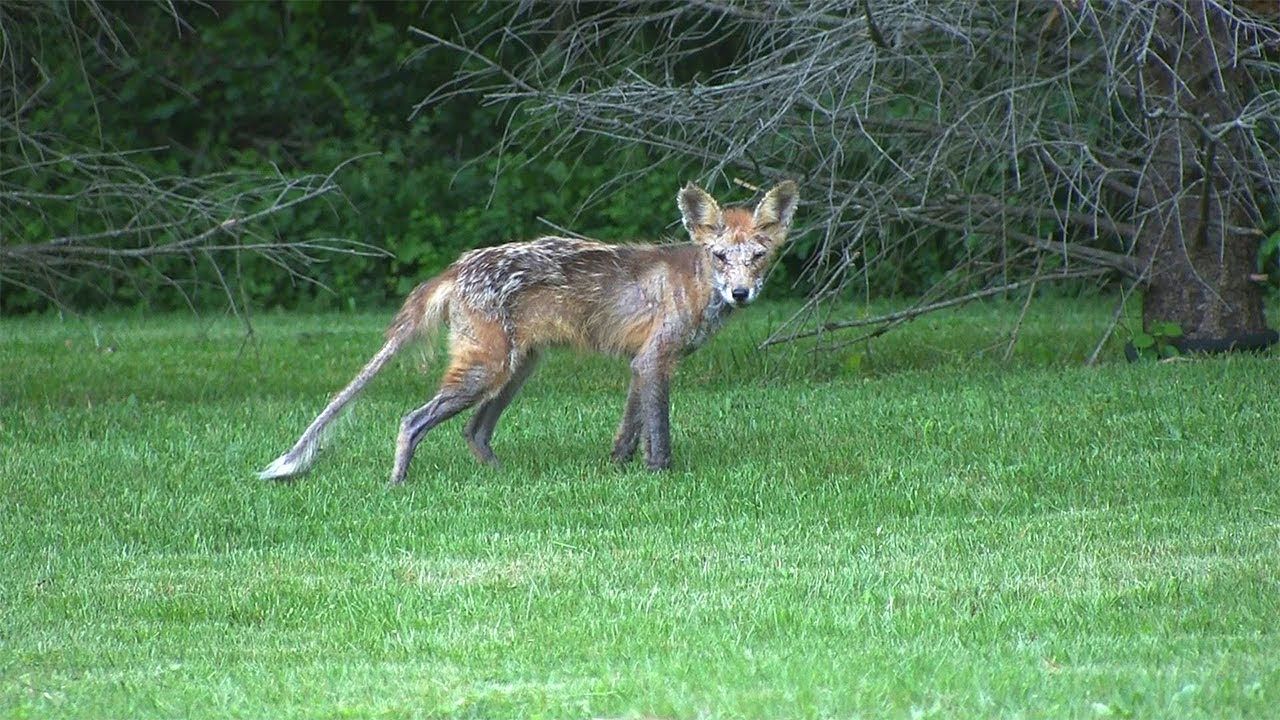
left=257, top=450, right=310, bottom=480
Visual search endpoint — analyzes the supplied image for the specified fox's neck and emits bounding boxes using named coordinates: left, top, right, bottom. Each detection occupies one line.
left=664, top=243, right=717, bottom=311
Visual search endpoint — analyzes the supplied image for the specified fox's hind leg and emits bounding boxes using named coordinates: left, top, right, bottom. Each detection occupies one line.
left=463, top=350, right=540, bottom=467
left=390, top=318, right=511, bottom=485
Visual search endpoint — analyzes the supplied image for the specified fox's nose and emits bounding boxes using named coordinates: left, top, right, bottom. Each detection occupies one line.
left=731, top=287, right=750, bottom=304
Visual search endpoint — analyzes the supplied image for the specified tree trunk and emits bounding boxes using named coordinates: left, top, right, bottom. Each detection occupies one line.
left=1136, top=1, right=1269, bottom=341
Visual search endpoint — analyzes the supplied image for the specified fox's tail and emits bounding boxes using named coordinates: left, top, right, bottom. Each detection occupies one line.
left=257, top=274, right=454, bottom=480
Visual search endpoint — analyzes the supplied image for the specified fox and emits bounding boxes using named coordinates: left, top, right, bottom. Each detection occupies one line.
left=258, top=180, right=799, bottom=484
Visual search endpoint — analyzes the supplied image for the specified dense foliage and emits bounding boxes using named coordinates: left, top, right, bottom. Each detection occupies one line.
left=1, top=2, right=686, bottom=312
left=15, top=2, right=1221, bottom=319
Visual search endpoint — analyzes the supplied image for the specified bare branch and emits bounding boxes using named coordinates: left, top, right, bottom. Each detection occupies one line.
left=760, top=268, right=1110, bottom=348
left=413, top=0, right=1280, bottom=354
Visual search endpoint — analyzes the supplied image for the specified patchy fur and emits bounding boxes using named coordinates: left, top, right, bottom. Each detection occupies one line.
left=258, top=181, right=799, bottom=483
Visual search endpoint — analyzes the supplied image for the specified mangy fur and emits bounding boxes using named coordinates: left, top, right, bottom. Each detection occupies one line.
left=258, top=181, right=798, bottom=484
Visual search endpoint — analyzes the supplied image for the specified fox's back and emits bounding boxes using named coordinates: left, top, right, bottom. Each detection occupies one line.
left=451, top=237, right=707, bottom=355
left=453, top=238, right=627, bottom=313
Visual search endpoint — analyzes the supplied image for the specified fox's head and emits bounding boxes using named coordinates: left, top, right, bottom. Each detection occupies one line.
left=678, top=180, right=799, bottom=307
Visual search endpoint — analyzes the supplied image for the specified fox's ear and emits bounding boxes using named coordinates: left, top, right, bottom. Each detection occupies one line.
left=678, top=182, right=723, bottom=236
left=753, top=180, right=799, bottom=232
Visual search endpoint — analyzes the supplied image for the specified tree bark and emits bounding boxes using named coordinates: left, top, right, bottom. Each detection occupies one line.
left=1136, top=1, right=1268, bottom=340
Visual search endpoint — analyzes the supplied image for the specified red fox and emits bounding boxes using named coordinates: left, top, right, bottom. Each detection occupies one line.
left=258, top=180, right=798, bottom=484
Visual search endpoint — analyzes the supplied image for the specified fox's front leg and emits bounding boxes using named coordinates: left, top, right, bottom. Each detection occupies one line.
left=630, top=351, right=675, bottom=471
left=641, top=370, right=673, bottom=471
left=612, top=375, right=643, bottom=464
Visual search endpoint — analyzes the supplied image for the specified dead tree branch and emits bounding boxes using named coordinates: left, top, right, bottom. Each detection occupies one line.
left=413, top=0, right=1280, bottom=357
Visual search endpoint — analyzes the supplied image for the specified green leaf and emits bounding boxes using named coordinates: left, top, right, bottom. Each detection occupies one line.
left=1259, top=229, right=1280, bottom=271
left=1132, top=333, right=1155, bottom=350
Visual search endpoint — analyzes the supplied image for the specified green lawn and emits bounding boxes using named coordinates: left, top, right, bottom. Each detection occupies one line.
left=3, top=298, right=1279, bottom=719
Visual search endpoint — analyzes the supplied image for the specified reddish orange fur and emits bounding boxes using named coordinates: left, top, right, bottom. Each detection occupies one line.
left=722, top=207, right=755, bottom=233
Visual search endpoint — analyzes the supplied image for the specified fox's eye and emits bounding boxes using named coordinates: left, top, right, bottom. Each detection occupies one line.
left=713, top=251, right=728, bottom=262
left=751, top=250, right=766, bottom=261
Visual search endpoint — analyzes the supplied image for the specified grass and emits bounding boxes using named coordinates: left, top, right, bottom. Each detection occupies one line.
left=2, top=297, right=1279, bottom=719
